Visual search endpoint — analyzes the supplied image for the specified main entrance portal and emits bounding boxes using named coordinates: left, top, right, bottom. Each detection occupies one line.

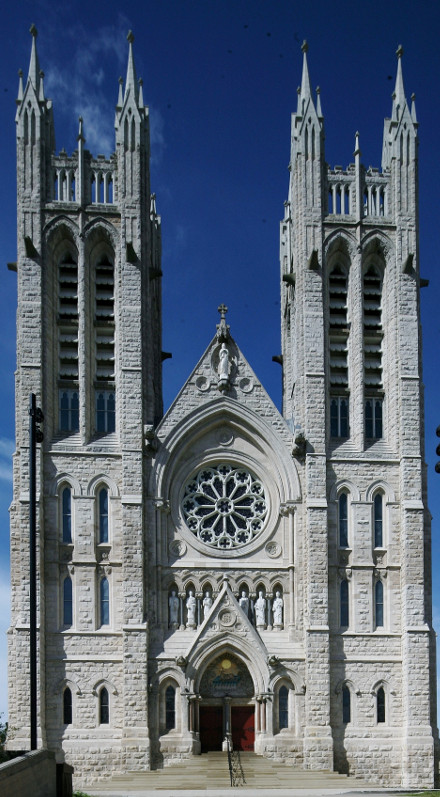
left=199, top=703, right=255, bottom=752
left=198, top=653, right=255, bottom=752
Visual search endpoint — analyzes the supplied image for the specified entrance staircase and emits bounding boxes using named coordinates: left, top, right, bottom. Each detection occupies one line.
left=89, top=751, right=370, bottom=792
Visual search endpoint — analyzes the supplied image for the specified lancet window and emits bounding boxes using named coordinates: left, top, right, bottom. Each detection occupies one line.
left=58, top=255, right=79, bottom=433
left=95, top=256, right=115, bottom=434
left=329, top=265, right=349, bottom=438
left=363, top=265, right=383, bottom=439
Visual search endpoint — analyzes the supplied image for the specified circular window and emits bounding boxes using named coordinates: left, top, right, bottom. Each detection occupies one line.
left=181, top=463, right=268, bottom=550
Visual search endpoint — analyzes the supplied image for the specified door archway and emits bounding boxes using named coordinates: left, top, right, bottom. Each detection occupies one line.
left=198, top=653, right=255, bottom=752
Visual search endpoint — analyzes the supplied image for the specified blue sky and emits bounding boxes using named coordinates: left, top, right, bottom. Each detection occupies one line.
left=1, top=0, right=440, bottom=722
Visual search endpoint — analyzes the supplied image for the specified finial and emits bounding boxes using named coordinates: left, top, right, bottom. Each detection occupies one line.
left=396, top=44, right=404, bottom=59
left=17, top=69, right=24, bottom=103
left=38, top=70, right=45, bottom=101
left=316, top=86, right=322, bottom=117
left=116, top=76, right=123, bottom=109
left=301, top=40, right=308, bottom=53
left=218, top=303, right=228, bottom=321
left=216, top=303, right=230, bottom=342
left=77, top=116, right=85, bottom=142
left=354, top=131, right=361, bottom=157
left=127, top=30, right=134, bottom=44
left=30, top=23, right=37, bottom=38
left=138, top=77, right=144, bottom=107
left=411, top=93, right=417, bottom=123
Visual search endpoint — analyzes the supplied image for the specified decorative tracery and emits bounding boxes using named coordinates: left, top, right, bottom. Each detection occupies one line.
left=181, top=464, right=268, bottom=550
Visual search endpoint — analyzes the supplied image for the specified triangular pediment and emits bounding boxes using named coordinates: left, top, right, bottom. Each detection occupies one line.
left=182, top=579, right=268, bottom=664
left=157, top=332, right=292, bottom=447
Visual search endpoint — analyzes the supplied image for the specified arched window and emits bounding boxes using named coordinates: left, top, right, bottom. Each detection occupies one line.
left=58, top=254, right=79, bottom=433
left=100, top=577, right=109, bottom=626
left=377, top=687, right=385, bottom=723
left=338, top=492, right=348, bottom=547
left=340, top=579, right=349, bottom=628
left=95, top=256, right=115, bottom=435
left=278, top=685, right=289, bottom=730
left=165, top=685, right=176, bottom=731
left=62, top=486, right=72, bottom=543
left=363, top=264, right=383, bottom=440
left=329, top=264, right=349, bottom=438
left=373, top=493, right=383, bottom=548
left=98, top=488, right=109, bottom=543
left=63, top=576, right=73, bottom=627
left=63, top=687, right=72, bottom=725
left=375, top=580, right=384, bottom=628
left=99, top=687, right=109, bottom=724
left=342, top=685, right=351, bottom=724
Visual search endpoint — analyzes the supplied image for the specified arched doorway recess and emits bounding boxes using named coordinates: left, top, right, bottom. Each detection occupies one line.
left=198, top=653, right=255, bottom=752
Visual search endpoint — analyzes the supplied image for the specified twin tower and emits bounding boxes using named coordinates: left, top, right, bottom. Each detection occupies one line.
left=8, top=28, right=438, bottom=789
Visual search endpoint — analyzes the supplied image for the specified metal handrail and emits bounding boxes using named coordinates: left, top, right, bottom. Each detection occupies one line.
left=226, top=737, right=246, bottom=787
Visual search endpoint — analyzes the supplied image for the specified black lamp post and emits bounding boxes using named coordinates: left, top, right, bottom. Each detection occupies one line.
left=29, top=393, right=43, bottom=751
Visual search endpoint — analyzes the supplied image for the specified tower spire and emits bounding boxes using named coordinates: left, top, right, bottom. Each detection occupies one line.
left=27, top=24, right=40, bottom=94
left=392, top=45, right=406, bottom=119
left=299, top=40, right=312, bottom=103
left=124, top=30, right=139, bottom=105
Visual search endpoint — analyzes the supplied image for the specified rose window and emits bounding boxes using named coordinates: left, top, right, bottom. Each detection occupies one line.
left=181, top=464, right=268, bottom=549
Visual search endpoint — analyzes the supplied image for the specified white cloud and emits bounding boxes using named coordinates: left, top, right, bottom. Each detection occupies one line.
left=0, top=438, right=14, bottom=459
left=45, top=17, right=132, bottom=156
left=0, top=438, right=14, bottom=483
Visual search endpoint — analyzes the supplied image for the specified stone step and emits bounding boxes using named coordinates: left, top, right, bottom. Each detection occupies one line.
left=90, top=752, right=370, bottom=792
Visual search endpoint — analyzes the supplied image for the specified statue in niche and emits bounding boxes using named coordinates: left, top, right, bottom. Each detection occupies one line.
left=169, top=590, right=179, bottom=626
left=186, top=590, right=196, bottom=628
left=239, top=591, right=249, bottom=617
left=217, top=342, right=230, bottom=391
left=272, top=591, right=284, bottom=627
left=218, top=343, right=229, bottom=377
left=203, top=591, right=213, bottom=620
left=255, top=591, right=266, bottom=627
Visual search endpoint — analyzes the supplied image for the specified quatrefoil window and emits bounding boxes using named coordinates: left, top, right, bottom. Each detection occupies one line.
left=181, top=464, right=268, bottom=549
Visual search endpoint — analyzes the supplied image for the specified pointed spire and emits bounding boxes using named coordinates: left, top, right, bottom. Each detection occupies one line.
left=117, top=76, right=123, bottom=109
left=300, top=40, right=312, bottom=103
left=354, top=130, right=361, bottom=157
left=138, top=78, right=144, bottom=108
left=124, top=30, right=139, bottom=105
left=17, top=69, right=23, bottom=103
left=411, top=92, right=417, bottom=123
left=316, top=86, right=322, bottom=118
left=392, top=45, right=406, bottom=120
left=77, top=116, right=85, bottom=143
left=38, top=70, right=45, bottom=102
left=27, top=24, right=40, bottom=93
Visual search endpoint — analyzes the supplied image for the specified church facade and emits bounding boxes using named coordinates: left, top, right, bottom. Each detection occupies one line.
left=8, top=29, right=438, bottom=788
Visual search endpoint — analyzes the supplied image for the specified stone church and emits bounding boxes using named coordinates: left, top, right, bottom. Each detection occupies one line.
left=8, top=28, right=438, bottom=788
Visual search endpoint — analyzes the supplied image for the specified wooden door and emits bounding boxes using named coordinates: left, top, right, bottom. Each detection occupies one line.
left=199, top=705, right=223, bottom=752
left=231, top=706, right=255, bottom=751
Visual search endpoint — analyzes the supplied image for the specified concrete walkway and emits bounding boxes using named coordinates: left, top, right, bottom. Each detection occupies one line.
left=85, top=789, right=426, bottom=797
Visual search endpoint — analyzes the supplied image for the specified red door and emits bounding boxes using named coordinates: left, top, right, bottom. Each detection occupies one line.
left=199, top=706, right=223, bottom=752
left=231, top=706, right=255, bottom=751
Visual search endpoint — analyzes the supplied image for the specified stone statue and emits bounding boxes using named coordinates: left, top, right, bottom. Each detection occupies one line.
left=273, top=591, right=283, bottom=626
left=202, top=591, right=212, bottom=619
left=186, top=590, right=196, bottom=627
left=218, top=343, right=229, bottom=379
left=239, top=590, right=249, bottom=617
left=169, top=590, right=179, bottom=626
left=255, top=590, right=266, bottom=627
